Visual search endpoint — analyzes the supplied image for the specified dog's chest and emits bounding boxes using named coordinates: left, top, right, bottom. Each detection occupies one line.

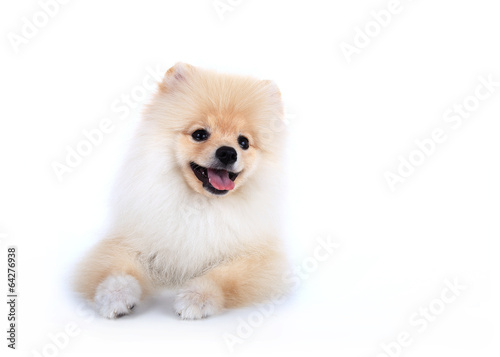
left=135, top=203, right=260, bottom=286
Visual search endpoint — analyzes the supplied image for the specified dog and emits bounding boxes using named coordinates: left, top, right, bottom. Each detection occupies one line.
left=74, top=63, right=289, bottom=319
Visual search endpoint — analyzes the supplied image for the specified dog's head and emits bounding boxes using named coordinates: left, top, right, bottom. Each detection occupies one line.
left=144, top=63, right=285, bottom=197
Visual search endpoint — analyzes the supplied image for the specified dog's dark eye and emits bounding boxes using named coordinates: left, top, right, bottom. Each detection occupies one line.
left=192, top=129, right=209, bottom=142
left=238, top=135, right=249, bottom=150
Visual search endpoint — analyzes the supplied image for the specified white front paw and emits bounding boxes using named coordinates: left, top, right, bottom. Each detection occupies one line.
left=174, top=279, right=224, bottom=319
left=94, top=274, right=141, bottom=319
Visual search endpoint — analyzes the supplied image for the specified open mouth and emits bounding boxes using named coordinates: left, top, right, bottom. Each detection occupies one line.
left=190, top=162, right=239, bottom=195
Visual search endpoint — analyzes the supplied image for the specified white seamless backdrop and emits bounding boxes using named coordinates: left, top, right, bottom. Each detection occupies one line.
left=1, top=0, right=499, bottom=356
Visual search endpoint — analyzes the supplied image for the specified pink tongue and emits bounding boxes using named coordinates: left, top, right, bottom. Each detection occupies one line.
left=207, top=168, right=235, bottom=191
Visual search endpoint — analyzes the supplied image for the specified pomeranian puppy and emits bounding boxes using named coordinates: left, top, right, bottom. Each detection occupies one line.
left=74, top=63, right=288, bottom=319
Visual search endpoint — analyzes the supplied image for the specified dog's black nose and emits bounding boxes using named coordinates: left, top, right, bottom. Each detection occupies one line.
left=216, top=146, right=237, bottom=166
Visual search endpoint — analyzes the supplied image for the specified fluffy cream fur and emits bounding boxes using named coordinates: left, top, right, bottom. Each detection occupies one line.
left=74, top=63, right=288, bottom=319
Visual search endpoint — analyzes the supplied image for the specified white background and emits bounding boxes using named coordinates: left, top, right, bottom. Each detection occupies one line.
left=1, top=0, right=499, bottom=356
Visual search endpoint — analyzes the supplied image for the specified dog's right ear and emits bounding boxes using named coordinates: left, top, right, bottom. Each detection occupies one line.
left=160, top=62, right=193, bottom=91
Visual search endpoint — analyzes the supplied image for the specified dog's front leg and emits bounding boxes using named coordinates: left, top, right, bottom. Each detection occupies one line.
left=174, top=246, right=288, bottom=319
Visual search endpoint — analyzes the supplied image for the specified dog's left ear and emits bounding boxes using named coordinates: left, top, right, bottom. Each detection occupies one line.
left=261, top=79, right=282, bottom=98
left=160, top=62, right=194, bottom=90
